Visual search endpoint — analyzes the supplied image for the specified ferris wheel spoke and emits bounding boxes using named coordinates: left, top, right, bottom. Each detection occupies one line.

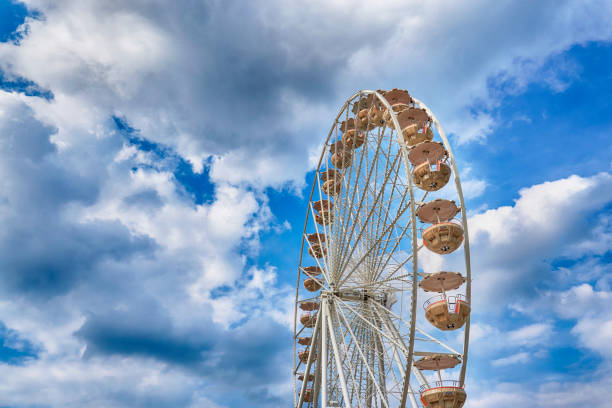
left=332, top=119, right=372, bottom=261
left=342, top=304, right=378, bottom=405
left=335, top=298, right=408, bottom=354
left=325, top=300, right=355, bottom=407
left=342, top=318, right=362, bottom=408
left=369, top=131, right=403, bottom=274
left=375, top=244, right=423, bottom=285
left=333, top=131, right=389, bottom=283
left=343, top=147, right=403, bottom=279
left=336, top=205, right=411, bottom=288
left=330, top=128, right=365, bottom=280
left=297, top=308, right=322, bottom=408
left=369, top=186, right=411, bottom=274
left=369, top=301, right=417, bottom=399
left=366, top=131, right=390, bottom=277
left=370, top=217, right=414, bottom=282
left=373, top=300, right=461, bottom=357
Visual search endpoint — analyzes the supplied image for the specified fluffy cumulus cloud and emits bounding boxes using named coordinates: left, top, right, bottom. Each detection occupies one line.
left=459, top=172, right=612, bottom=406
left=0, top=0, right=611, bottom=407
left=456, top=172, right=612, bottom=310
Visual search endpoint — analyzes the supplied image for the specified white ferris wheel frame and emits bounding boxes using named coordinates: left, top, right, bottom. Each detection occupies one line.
left=293, top=90, right=472, bottom=408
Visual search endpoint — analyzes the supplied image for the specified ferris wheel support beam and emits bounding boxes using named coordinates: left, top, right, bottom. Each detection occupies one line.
left=371, top=302, right=430, bottom=391
left=321, top=296, right=328, bottom=408
left=332, top=303, right=365, bottom=408
left=412, top=97, right=472, bottom=386
left=325, top=300, right=352, bottom=407
left=336, top=302, right=390, bottom=408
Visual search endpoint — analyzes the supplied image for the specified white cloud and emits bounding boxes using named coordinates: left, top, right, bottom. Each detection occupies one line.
left=469, top=376, right=612, bottom=408
left=460, top=166, right=487, bottom=199
left=507, top=323, right=552, bottom=346
left=460, top=172, right=612, bottom=310
left=552, top=283, right=612, bottom=359
left=491, top=351, right=530, bottom=367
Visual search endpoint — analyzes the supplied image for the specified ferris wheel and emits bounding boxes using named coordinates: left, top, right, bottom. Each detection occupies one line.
left=293, top=89, right=472, bottom=408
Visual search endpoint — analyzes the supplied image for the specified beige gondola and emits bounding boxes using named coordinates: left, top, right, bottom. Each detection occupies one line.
left=300, top=313, right=317, bottom=328
left=423, top=222, right=464, bottom=254
left=420, top=382, right=467, bottom=408
left=424, top=295, right=470, bottom=331
left=414, top=354, right=461, bottom=370
left=339, top=118, right=358, bottom=148
left=408, top=141, right=447, bottom=166
left=331, top=151, right=353, bottom=169
left=417, top=199, right=460, bottom=224
left=382, top=88, right=413, bottom=113
left=299, top=301, right=320, bottom=311
left=320, top=169, right=341, bottom=183
left=312, top=199, right=333, bottom=213
left=307, top=233, right=326, bottom=243
left=356, top=107, right=377, bottom=131
left=298, top=349, right=316, bottom=363
left=297, top=337, right=312, bottom=346
left=342, top=128, right=366, bottom=149
left=368, top=103, right=386, bottom=127
left=304, top=277, right=322, bottom=292
left=419, top=271, right=466, bottom=293
left=322, top=179, right=343, bottom=196
left=350, top=94, right=385, bottom=129
left=315, top=210, right=334, bottom=225
left=396, top=108, right=434, bottom=146
left=329, top=140, right=353, bottom=169
left=308, top=243, right=326, bottom=258
left=413, top=161, right=451, bottom=191
left=303, top=389, right=314, bottom=402
left=302, top=266, right=322, bottom=277
left=297, top=373, right=315, bottom=382
left=320, top=169, right=343, bottom=196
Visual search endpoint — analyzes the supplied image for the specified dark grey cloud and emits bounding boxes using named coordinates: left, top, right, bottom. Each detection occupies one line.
left=0, top=98, right=155, bottom=298
left=123, top=189, right=164, bottom=210
left=76, top=307, right=291, bottom=406
left=0, top=219, right=154, bottom=297
left=76, top=304, right=214, bottom=365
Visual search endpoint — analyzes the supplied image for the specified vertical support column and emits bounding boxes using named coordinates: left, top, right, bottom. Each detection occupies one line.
left=326, top=300, right=352, bottom=407
left=321, top=295, right=328, bottom=408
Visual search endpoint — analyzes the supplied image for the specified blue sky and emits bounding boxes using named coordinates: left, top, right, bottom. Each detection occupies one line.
left=0, top=0, right=611, bottom=407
